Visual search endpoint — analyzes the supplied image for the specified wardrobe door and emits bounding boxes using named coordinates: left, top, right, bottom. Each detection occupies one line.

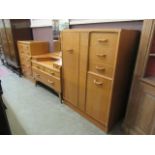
left=62, top=32, right=79, bottom=107
left=86, top=73, right=112, bottom=125
left=3, top=19, right=17, bottom=66
left=0, top=20, right=10, bottom=62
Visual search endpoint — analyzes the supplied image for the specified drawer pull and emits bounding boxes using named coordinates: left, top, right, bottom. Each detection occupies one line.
left=98, top=39, right=108, bottom=43
left=96, top=66, right=106, bottom=71
left=48, top=80, right=54, bottom=85
left=36, top=74, right=40, bottom=77
left=51, top=72, right=55, bottom=76
left=96, top=53, right=107, bottom=57
left=94, top=80, right=103, bottom=85
left=66, top=49, right=73, bottom=53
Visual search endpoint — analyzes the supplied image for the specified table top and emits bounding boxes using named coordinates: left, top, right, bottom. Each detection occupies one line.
left=32, top=52, right=62, bottom=71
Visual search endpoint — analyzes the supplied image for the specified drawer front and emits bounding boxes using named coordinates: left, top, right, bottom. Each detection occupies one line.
left=19, top=55, right=25, bottom=65
left=18, top=43, right=25, bottom=54
left=19, top=49, right=25, bottom=55
left=22, top=65, right=32, bottom=77
left=89, top=32, right=118, bottom=66
left=86, top=73, right=112, bottom=125
left=20, top=56, right=31, bottom=66
left=44, top=68, right=60, bottom=78
left=32, top=63, right=60, bottom=78
left=89, top=62, right=114, bottom=78
left=22, top=44, right=31, bottom=55
left=18, top=44, right=31, bottom=58
left=22, top=44, right=30, bottom=51
left=32, top=63, right=45, bottom=71
left=33, top=68, right=61, bottom=92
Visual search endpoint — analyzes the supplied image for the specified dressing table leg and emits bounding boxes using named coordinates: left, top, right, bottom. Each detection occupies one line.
left=35, top=81, right=38, bottom=87
left=58, top=93, right=62, bottom=104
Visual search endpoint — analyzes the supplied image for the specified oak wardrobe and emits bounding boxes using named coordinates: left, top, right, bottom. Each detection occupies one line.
left=61, top=29, right=139, bottom=132
left=0, top=19, right=32, bottom=75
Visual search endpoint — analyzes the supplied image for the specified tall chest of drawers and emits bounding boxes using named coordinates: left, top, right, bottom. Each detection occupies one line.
left=62, top=29, right=139, bottom=132
left=17, top=41, right=49, bottom=79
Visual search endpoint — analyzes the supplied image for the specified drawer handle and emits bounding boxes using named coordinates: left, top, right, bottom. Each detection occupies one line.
left=98, top=39, right=108, bottom=43
left=36, top=74, right=40, bottom=77
left=96, top=66, right=106, bottom=71
left=96, top=53, right=107, bottom=57
left=48, top=80, right=54, bottom=85
left=66, top=49, right=73, bottom=53
left=94, top=80, right=103, bottom=85
left=51, top=72, right=55, bottom=75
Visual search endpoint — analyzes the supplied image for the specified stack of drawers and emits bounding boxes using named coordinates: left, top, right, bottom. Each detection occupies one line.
left=18, top=43, right=32, bottom=78
left=86, top=32, right=118, bottom=126
left=18, top=41, right=49, bottom=80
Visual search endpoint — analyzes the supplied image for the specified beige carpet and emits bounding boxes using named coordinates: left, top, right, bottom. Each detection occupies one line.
left=0, top=64, right=122, bottom=135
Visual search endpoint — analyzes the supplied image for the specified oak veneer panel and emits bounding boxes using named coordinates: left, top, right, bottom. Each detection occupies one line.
left=123, top=20, right=155, bottom=135
left=124, top=81, right=155, bottom=134
left=86, top=73, right=112, bottom=125
left=78, top=32, right=89, bottom=111
left=108, top=30, right=140, bottom=129
left=62, top=32, right=79, bottom=107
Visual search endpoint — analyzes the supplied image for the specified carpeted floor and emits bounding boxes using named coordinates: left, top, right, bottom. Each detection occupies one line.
left=0, top=63, right=123, bottom=135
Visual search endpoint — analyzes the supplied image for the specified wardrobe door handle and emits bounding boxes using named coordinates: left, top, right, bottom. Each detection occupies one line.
left=96, top=66, right=106, bottom=71
left=94, top=80, right=103, bottom=85
left=98, top=39, right=108, bottom=43
left=96, top=53, right=107, bottom=57
left=66, top=49, right=73, bottom=53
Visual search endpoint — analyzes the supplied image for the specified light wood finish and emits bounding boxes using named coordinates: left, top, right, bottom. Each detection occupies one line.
left=62, top=32, right=79, bottom=107
left=123, top=20, right=155, bottom=135
left=17, top=41, right=49, bottom=79
left=32, top=52, right=62, bottom=102
left=78, top=32, right=89, bottom=111
left=62, top=29, right=139, bottom=132
left=89, top=63, right=114, bottom=78
left=33, top=68, right=61, bottom=92
left=86, top=73, right=112, bottom=125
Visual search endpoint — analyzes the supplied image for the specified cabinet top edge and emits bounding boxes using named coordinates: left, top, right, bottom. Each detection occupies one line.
left=62, top=29, right=139, bottom=33
left=17, top=41, right=49, bottom=44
